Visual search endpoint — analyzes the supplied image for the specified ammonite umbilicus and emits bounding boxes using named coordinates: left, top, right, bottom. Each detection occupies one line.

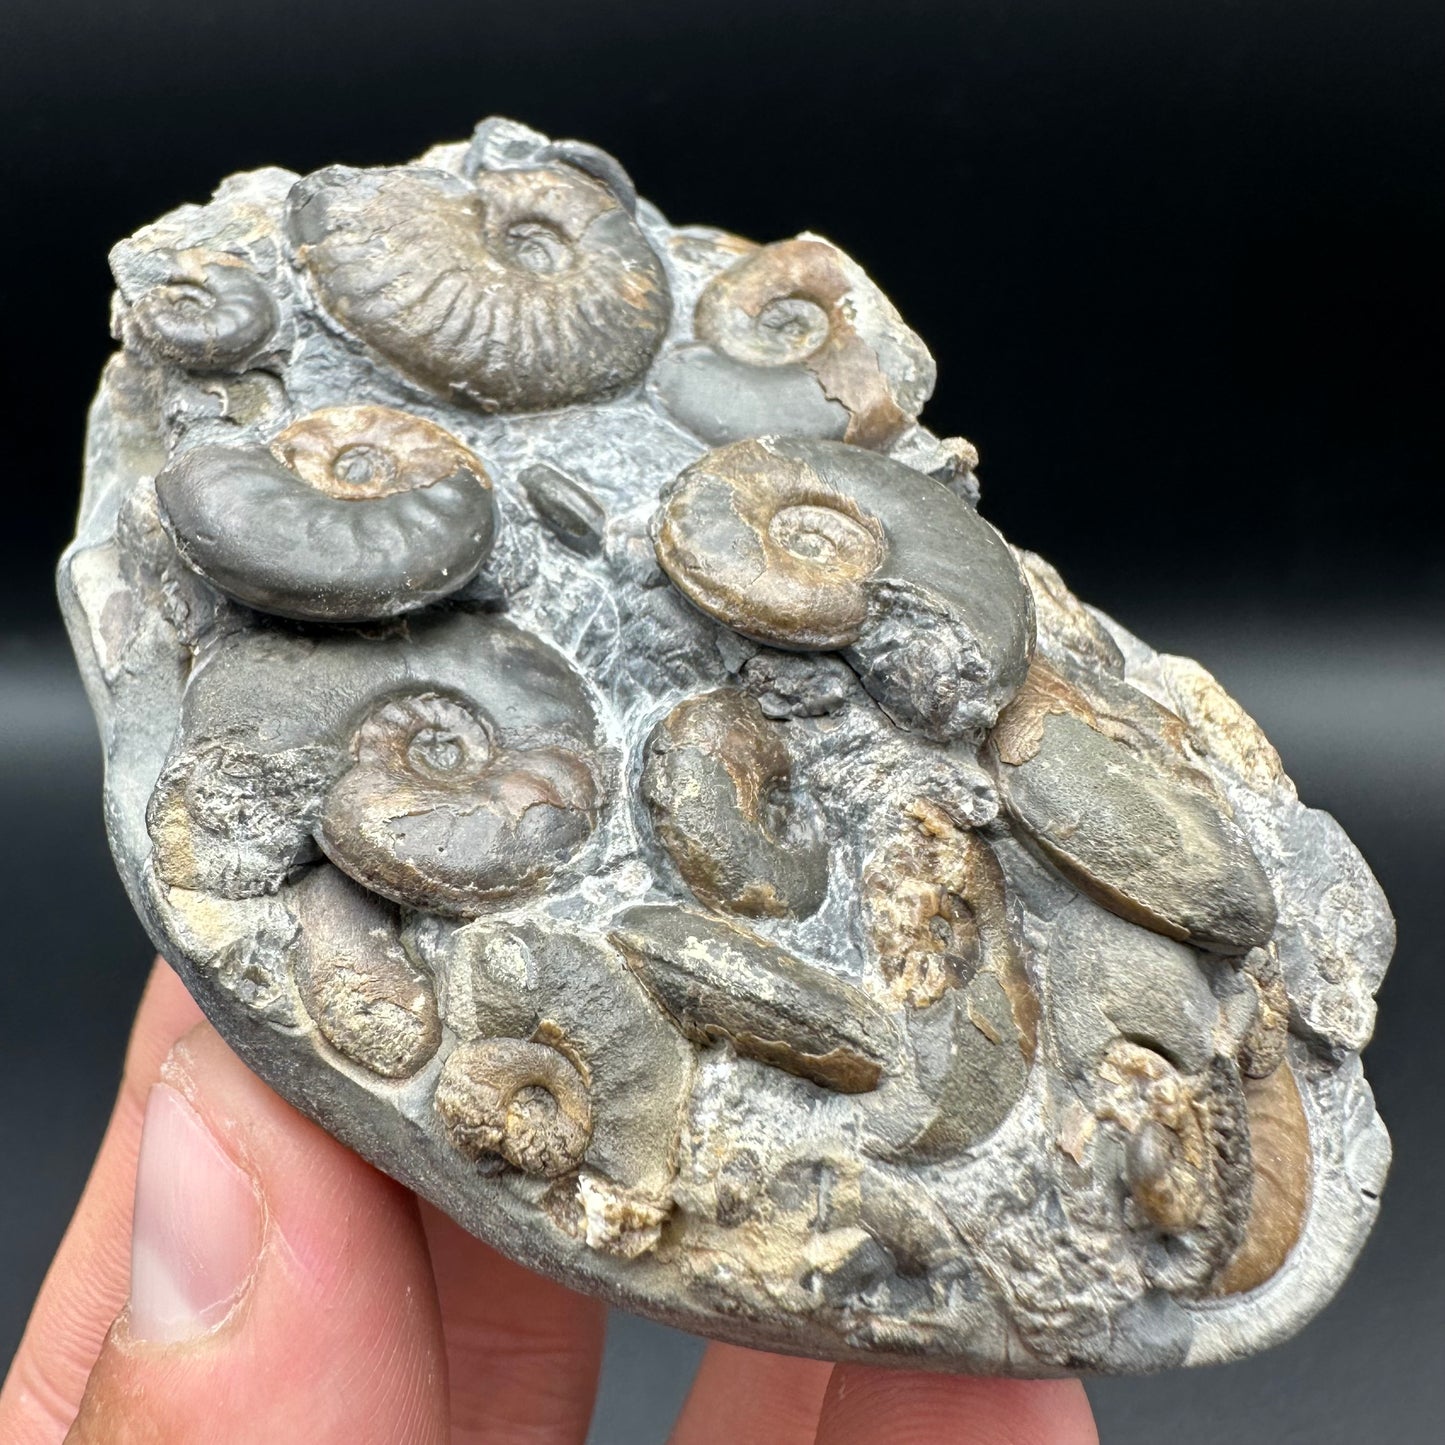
left=61, top=116, right=1394, bottom=1377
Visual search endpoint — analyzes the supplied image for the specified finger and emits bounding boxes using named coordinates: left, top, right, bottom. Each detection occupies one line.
left=1, top=960, right=204, bottom=1443
left=63, top=1020, right=451, bottom=1444
left=814, top=1369, right=1098, bottom=1445
left=420, top=1201, right=606, bottom=1445
left=669, top=1342, right=832, bottom=1445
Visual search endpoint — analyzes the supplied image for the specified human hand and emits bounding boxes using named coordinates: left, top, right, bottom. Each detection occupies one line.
left=0, top=959, right=1099, bottom=1444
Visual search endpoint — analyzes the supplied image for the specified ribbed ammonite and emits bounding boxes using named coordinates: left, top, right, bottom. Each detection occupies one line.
left=287, top=157, right=671, bottom=413
left=62, top=115, right=1394, bottom=1380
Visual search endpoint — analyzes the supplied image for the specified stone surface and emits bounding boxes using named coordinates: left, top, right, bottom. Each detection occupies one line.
left=59, top=117, right=1394, bottom=1376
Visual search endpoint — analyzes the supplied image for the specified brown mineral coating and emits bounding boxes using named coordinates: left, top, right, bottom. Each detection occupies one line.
left=1013, top=549, right=1126, bottom=677
left=125, top=249, right=278, bottom=371
left=289, top=863, right=441, bottom=1078
left=1099, top=1043, right=1251, bottom=1281
left=610, top=905, right=897, bottom=1093
left=287, top=162, right=671, bottom=413
left=862, top=813, right=1040, bottom=1156
left=155, top=404, right=497, bottom=623
left=434, top=1036, right=593, bottom=1178
left=642, top=689, right=827, bottom=919
left=992, top=661, right=1278, bottom=953
left=1212, top=1062, right=1312, bottom=1296
left=693, top=236, right=934, bottom=448
left=270, top=405, right=489, bottom=499
left=1236, top=945, right=1291, bottom=1080
left=318, top=692, right=600, bottom=917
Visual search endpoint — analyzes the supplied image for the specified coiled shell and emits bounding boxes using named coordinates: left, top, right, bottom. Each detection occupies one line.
left=435, top=1036, right=592, bottom=1177
left=155, top=405, right=496, bottom=623
left=653, top=436, right=1035, bottom=736
left=992, top=660, right=1278, bottom=953
left=653, top=236, right=934, bottom=448
left=290, top=863, right=441, bottom=1078
left=435, top=920, right=697, bottom=1205
left=287, top=163, right=671, bottom=413
left=319, top=691, right=600, bottom=917
left=641, top=689, right=827, bottom=919
left=126, top=248, right=278, bottom=371
left=147, top=611, right=604, bottom=911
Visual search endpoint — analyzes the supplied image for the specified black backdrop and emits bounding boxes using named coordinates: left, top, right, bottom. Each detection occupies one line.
left=1, top=2, right=1441, bottom=1441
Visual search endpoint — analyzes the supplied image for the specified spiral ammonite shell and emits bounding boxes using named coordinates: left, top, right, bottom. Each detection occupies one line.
left=287, top=162, right=671, bottom=413
left=435, top=1036, right=594, bottom=1178
left=126, top=248, right=278, bottom=371
left=653, top=436, right=1035, bottom=736
left=319, top=691, right=601, bottom=917
left=154, top=404, right=496, bottom=623
left=641, top=689, right=828, bottom=919
left=653, top=236, right=935, bottom=449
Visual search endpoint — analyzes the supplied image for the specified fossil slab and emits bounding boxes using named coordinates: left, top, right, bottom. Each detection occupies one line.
left=60, top=117, right=1394, bottom=1375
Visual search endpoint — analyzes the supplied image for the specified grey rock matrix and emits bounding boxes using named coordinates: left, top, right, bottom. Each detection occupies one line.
left=59, top=117, right=1393, bottom=1375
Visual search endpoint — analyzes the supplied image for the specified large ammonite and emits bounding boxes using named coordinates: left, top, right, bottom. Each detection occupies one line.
left=146, top=610, right=605, bottom=916
left=286, top=162, right=672, bottom=413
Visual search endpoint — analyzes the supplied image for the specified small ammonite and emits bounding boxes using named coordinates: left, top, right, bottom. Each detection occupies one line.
left=154, top=404, right=497, bottom=623
left=653, top=236, right=935, bottom=449
left=125, top=248, right=278, bottom=372
left=435, top=1036, right=593, bottom=1178
left=287, top=161, right=671, bottom=413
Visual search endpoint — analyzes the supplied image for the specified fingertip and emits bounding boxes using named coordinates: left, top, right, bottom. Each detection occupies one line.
left=66, top=1024, right=450, bottom=1444
left=816, top=1367, right=1098, bottom=1445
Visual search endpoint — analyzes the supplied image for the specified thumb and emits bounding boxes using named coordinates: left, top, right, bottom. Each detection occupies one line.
left=65, top=1022, right=449, bottom=1445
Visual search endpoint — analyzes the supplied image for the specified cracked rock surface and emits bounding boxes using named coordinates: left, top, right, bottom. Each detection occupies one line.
left=60, top=117, right=1394, bottom=1374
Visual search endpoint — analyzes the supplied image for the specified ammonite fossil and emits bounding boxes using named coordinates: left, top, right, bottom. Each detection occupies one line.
left=61, top=117, right=1394, bottom=1376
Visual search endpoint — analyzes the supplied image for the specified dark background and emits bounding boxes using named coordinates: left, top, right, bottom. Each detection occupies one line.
left=1, top=1, right=1440, bottom=1440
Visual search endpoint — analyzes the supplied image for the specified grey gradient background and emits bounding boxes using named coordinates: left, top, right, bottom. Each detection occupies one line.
left=1, top=1, right=1440, bottom=1439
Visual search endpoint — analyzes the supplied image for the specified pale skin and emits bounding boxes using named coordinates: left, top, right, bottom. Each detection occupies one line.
left=0, top=960, right=1099, bottom=1445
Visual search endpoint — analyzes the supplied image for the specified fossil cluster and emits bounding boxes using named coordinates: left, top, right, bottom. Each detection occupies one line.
left=60, top=118, right=1394, bottom=1374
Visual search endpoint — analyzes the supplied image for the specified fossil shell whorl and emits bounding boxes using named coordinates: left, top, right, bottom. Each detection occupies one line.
left=286, top=163, right=671, bottom=413
left=862, top=816, right=1038, bottom=1159
left=654, top=438, right=885, bottom=650
left=1211, top=1060, right=1312, bottom=1295
left=125, top=249, right=278, bottom=371
left=678, top=236, right=935, bottom=448
left=318, top=690, right=601, bottom=917
left=435, top=921, right=697, bottom=1204
left=641, top=689, right=827, bottom=919
left=435, top=1036, right=593, bottom=1177
left=610, top=905, right=898, bottom=1094
left=289, top=863, right=441, bottom=1078
left=991, top=660, right=1279, bottom=953
left=1098, top=1044, right=1252, bottom=1291
left=653, top=437, right=1035, bottom=736
left=149, top=612, right=604, bottom=903
left=155, top=405, right=496, bottom=623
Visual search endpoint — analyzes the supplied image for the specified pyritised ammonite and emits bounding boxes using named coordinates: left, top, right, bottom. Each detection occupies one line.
left=61, top=116, right=1394, bottom=1376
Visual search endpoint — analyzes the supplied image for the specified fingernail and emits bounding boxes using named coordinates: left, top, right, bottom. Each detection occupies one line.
left=128, top=1082, right=263, bottom=1344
